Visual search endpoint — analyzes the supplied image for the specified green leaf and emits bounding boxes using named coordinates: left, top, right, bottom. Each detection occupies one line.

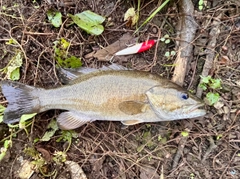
left=181, top=131, right=189, bottom=137
left=54, top=38, right=82, bottom=68
left=200, top=75, right=211, bottom=84
left=160, top=37, right=165, bottom=42
left=124, top=7, right=139, bottom=26
left=165, top=39, right=170, bottom=44
left=158, top=135, right=167, bottom=144
left=198, top=0, right=204, bottom=6
left=0, top=150, right=7, bottom=161
left=68, top=10, right=105, bottom=35
left=65, top=56, right=82, bottom=68
left=216, top=134, right=222, bottom=140
left=6, top=52, right=22, bottom=81
left=41, top=119, right=59, bottom=142
left=164, top=51, right=170, bottom=57
left=199, top=83, right=207, bottom=90
left=0, top=116, right=3, bottom=123
left=0, top=105, right=5, bottom=114
left=19, top=113, right=37, bottom=129
left=47, top=10, right=62, bottom=28
left=20, top=113, right=37, bottom=123
left=209, top=79, right=221, bottom=89
left=53, top=151, right=67, bottom=164
left=10, top=67, right=20, bottom=80
left=164, top=34, right=170, bottom=38
left=56, top=130, right=78, bottom=143
left=206, top=92, right=220, bottom=105
left=145, top=124, right=151, bottom=128
left=170, top=51, right=176, bottom=56
left=60, top=38, right=70, bottom=50
left=3, top=140, right=12, bottom=149
left=56, top=56, right=82, bottom=68
left=6, top=38, right=17, bottom=45
left=0, top=140, right=12, bottom=161
left=34, top=138, right=39, bottom=143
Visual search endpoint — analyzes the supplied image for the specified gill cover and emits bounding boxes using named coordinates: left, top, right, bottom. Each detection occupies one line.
left=145, top=85, right=191, bottom=120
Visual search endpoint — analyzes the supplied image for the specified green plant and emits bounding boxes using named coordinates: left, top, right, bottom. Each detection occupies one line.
left=0, top=139, right=12, bottom=161
left=24, top=121, right=77, bottom=176
left=68, top=10, right=105, bottom=35
left=164, top=50, right=176, bottom=58
left=160, top=34, right=171, bottom=44
left=53, top=151, right=67, bottom=165
left=135, top=0, right=170, bottom=33
left=47, top=10, right=62, bottom=28
left=0, top=105, right=5, bottom=123
left=56, top=130, right=78, bottom=152
left=53, top=38, right=82, bottom=68
left=0, top=105, right=36, bottom=161
left=190, top=173, right=195, bottom=179
left=216, top=134, right=222, bottom=140
left=160, top=34, right=176, bottom=58
left=0, top=51, right=23, bottom=80
left=181, top=131, right=189, bottom=137
left=198, top=0, right=204, bottom=10
left=200, top=75, right=222, bottom=105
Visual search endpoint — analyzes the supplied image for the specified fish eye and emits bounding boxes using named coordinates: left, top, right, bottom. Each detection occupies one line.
left=181, top=93, right=189, bottom=100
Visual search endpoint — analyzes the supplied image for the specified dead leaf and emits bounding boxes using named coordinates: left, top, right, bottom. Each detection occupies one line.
left=18, top=160, right=35, bottom=179
left=124, top=7, right=139, bottom=27
left=88, top=155, right=105, bottom=172
left=218, top=55, right=230, bottom=65
left=65, top=160, right=87, bottom=179
left=140, top=166, right=160, bottom=179
left=84, top=33, right=136, bottom=61
left=36, top=147, right=51, bottom=162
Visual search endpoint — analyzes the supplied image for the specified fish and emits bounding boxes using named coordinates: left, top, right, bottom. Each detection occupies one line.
left=0, top=64, right=206, bottom=130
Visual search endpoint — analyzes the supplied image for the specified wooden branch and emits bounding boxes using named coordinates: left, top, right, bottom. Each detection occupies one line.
left=196, top=14, right=222, bottom=98
left=171, top=0, right=198, bottom=86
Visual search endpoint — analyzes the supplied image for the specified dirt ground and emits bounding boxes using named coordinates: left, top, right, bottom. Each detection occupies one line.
left=0, top=0, right=240, bottom=178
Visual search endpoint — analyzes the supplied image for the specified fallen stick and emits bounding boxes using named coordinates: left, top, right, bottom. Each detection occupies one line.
left=171, top=0, right=196, bottom=170
left=196, top=14, right=222, bottom=98
left=171, top=0, right=198, bottom=86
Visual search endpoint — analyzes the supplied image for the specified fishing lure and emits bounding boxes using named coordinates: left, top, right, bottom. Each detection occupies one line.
left=115, top=40, right=156, bottom=56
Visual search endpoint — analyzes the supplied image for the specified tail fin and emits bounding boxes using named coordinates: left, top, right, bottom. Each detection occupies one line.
left=1, top=81, right=41, bottom=124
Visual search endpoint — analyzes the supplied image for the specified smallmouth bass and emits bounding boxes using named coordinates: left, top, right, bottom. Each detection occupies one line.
left=0, top=65, right=206, bottom=130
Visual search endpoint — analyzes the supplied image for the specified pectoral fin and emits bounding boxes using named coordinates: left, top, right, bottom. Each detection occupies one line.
left=57, top=111, right=93, bottom=130
left=118, top=101, right=148, bottom=115
left=121, top=120, right=142, bottom=125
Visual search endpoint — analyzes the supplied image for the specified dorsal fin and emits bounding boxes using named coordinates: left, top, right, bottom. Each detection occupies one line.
left=57, top=63, right=130, bottom=83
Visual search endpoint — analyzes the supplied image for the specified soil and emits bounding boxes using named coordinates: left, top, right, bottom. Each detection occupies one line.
left=0, top=0, right=240, bottom=179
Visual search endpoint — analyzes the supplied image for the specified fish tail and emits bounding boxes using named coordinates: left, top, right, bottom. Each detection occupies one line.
left=1, top=81, right=42, bottom=124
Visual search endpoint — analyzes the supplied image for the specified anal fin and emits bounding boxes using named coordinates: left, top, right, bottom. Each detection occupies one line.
left=57, top=111, right=93, bottom=130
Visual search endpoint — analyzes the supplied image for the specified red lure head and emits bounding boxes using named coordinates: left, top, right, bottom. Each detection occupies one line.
left=137, top=40, right=156, bottom=53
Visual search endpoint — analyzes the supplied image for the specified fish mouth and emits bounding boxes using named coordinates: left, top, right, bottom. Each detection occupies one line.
left=187, top=103, right=206, bottom=115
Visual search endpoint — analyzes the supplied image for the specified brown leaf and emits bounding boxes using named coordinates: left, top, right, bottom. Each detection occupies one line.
left=140, top=166, right=160, bottom=179
left=85, top=33, right=136, bottom=61
left=36, top=147, right=51, bottom=162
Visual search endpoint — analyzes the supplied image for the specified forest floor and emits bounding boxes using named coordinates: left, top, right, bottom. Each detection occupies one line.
left=0, top=0, right=240, bottom=178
